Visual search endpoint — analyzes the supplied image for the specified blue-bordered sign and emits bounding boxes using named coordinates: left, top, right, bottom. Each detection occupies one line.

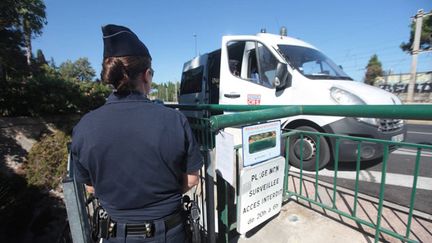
left=242, top=121, right=281, bottom=167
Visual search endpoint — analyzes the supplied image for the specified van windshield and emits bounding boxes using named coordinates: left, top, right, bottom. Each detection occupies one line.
left=278, top=45, right=353, bottom=80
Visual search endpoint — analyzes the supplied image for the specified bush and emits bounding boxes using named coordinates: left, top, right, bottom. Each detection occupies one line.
left=76, top=80, right=112, bottom=113
left=25, top=131, right=70, bottom=190
left=0, top=77, right=111, bottom=116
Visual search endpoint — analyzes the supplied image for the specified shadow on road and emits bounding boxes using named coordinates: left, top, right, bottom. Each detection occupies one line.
left=325, top=158, right=384, bottom=171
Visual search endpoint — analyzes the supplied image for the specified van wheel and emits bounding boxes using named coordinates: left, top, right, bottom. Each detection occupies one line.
left=287, top=126, right=330, bottom=171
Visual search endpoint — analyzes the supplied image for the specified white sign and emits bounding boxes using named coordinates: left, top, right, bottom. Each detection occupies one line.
left=242, top=121, right=281, bottom=167
left=215, top=130, right=235, bottom=186
left=237, top=156, right=285, bottom=234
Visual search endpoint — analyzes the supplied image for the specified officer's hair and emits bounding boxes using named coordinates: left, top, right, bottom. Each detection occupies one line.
left=101, top=56, right=151, bottom=94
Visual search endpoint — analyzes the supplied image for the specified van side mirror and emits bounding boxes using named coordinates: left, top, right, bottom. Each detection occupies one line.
left=274, top=62, right=291, bottom=90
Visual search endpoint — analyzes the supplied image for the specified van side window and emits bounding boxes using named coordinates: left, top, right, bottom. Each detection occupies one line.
left=227, top=41, right=246, bottom=77
left=180, top=66, right=203, bottom=94
left=255, top=43, right=277, bottom=88
left=247, top=49, right=259, bottom=82
left=227, top=40, right=277, bottom=88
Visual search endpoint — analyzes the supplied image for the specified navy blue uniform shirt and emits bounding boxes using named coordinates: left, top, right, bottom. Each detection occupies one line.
left=71, top=92, right=203, bottom=223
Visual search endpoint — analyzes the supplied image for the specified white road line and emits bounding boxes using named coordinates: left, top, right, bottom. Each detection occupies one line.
left=407, top=131, right=432, bottom=135
left=392, top=148, right=432, bottom=157
left=290, top=168, right=432, bottom=190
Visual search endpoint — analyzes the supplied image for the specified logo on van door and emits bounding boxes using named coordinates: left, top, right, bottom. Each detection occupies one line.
left=247, top=94, right=261, bottom=105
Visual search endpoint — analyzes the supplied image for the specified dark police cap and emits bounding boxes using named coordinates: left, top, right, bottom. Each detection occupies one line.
left=102, top=24, right=151, bottom=59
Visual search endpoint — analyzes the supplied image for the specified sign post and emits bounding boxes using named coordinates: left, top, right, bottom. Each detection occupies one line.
left=237, top=121, right=284, bottom=234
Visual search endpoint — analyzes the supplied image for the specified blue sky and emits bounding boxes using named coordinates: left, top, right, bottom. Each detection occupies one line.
left=33, top=0, right=432, bottom=84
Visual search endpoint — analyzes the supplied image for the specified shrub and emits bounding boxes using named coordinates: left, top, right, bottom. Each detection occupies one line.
left=0, top=77, right=111, bottom=116
left=76, top=80, right=112, bottom=113
left=25, top=131, right=70, bottom=190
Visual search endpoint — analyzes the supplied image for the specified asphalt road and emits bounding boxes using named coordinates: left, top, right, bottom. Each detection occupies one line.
left=297, top=124, right=432, bottom=214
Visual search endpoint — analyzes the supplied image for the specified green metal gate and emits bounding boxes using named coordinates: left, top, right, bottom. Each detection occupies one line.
left=64, top=104, right=432, bottom=243
left=173, top=104, right=432, bottom=243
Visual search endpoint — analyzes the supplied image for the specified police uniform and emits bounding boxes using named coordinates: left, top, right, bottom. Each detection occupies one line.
left=71, top=24, right=203, bottom=242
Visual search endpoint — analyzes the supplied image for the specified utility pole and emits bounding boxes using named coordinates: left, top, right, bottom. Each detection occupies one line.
left=193, top=33, right=198, bottom=57
left=174, top=81, right=178, bottom=102
left=407, top=9, right=432, bottom=102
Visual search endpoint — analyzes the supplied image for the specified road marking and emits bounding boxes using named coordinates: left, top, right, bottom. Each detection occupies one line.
left=407, top=131, right=432, bottom=135
left=392, top=148, right=432, bottom=157
left=290, top=168, right=432, bottom=190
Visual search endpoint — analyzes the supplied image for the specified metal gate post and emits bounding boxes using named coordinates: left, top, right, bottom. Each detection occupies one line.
left=63, top=150, right=92, bottom=243
left=204, top=149, right=216, bottom=243
left=217, top=174, right=230, bottom=243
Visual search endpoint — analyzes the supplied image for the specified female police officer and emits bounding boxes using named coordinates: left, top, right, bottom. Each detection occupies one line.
left=71, top=24, right=203, bottom=242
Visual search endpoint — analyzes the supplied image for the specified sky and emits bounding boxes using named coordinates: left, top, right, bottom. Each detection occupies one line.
left=33, top=0, right=432, bottom=84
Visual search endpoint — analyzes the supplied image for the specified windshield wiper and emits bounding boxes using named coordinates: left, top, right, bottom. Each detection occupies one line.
left=305, top=74, right=334, bottom=79
left=305, top=74, right=353, bottom=80
left=333, top=76, right=353, bottom=81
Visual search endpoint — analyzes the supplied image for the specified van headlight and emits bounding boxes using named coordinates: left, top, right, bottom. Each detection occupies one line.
left=330, top=87, right=365, bottom=105
left=357, top=117, right=379, bottom=126
left=330, top=87, right=378, bottom=126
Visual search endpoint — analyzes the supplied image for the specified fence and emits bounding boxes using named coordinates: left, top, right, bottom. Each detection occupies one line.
left=178, top=104, right=432, bottom=243
left=63, top=104, right=432, bottom=243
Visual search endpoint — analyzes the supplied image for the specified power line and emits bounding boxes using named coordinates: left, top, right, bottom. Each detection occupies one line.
left=329, top=40, right=407, bottom=54
left=315, top=13, right=414, bottom=44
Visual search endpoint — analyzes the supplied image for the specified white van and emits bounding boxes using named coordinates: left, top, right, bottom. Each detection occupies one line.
left=179, top=29, right=406, bottom=170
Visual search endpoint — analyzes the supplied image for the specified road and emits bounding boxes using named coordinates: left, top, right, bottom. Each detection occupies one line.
left=295, top=124, right=432, bottom=214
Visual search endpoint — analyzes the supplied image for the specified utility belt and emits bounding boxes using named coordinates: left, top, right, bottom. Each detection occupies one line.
left=92, top=206, right=184, bottom=240
left=88, top=195, right=201, bottom=242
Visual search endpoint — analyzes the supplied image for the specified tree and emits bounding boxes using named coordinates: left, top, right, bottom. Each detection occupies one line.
left=151, top=81, right=179, bottom=101
left=0, top=0, right=27, bottom=81
left=74, top=58, right=95, bottom=81
left=0, top=0, right=46, bottom=80
left=0, top=0, right=20, bottom=30
left=364, top=54, right=383, bottom=85
left=17, top=0, right=47, bottom=65
left=59, top=60, right=76, bottom=81
left=400, top=13, right=432, bottom=53
left=59, top=58, right=96, bottom=82
left=36, top=49, right=46, bottom=65
left=0, top=28, right=28, bottom=81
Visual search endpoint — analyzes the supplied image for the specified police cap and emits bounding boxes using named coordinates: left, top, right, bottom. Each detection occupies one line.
left=102, top=24, right=151, bottom=59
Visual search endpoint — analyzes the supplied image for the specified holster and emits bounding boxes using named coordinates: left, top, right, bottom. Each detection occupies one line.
left=92, top=206, right=116, bottom=241
left=183, top=195, right=201, bottom=243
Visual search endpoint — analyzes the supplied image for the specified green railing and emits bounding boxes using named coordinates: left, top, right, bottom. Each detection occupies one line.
left=171, top=104, right=432, bottom=243
left=279, top=130, right=431, bottom=243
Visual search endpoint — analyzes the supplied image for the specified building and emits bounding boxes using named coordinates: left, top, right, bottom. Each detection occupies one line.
left=375, top=71, right=432, bottom=102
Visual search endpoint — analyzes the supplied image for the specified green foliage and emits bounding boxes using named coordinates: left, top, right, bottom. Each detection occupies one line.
left=0, top=0, right=47, bottom=79
left=75, top=80, right=112, bottom=112
left=17, top=0, right=47, bottom=37
left=58, top=60, right=76, bottom=80
left=0, top=27, right=29, bottom=80
left=0, top=76, right=112, bottom=116
left=152, top=81, right=179, bottom=102
left=36, top=49, right=47, bottom=65
left=59, top=58, right=96, bottom=82
left=1, top=53, right=110, bottom=116
left=25, top=131, right=70, bottom=190
left=401, top=14, right=432, bottom=53
left=74, top=57, right=96, bottom=81
left=364, top=54, right=383, bottom=85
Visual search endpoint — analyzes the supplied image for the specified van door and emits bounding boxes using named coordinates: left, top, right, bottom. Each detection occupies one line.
left=179, top=54, right=208, bottom=105
left=179, top=54, right=208, bottom=117
left=219, top=37, right=286, bottom=107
